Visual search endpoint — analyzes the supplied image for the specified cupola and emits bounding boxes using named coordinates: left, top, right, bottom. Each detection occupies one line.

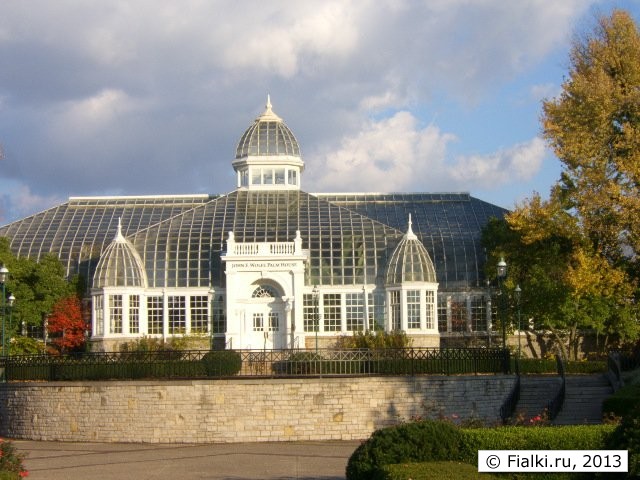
left=386, top=215, right=437, bottom=285
left=232, top=96, right=304, bottom=190
left=93, top=219, right=147, bottom=288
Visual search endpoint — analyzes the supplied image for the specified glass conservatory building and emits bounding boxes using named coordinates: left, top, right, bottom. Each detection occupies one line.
left=0, top=98, right=507, bottom=350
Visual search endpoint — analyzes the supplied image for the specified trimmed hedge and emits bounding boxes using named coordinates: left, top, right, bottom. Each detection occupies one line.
left=201, top=350, right=242, bottom=376
left=375, top=461, right=501, bottom=480
left=346, top=421, right=616, bottom=480
left=516, top=358, right=606, bottom=375
left=459, top=425, right=615, bottom=463
left=346, top=420, right=466, bottom=480
left=273, top=354, right=505, bottom=376
left=603, top=383, right=640, bottom=418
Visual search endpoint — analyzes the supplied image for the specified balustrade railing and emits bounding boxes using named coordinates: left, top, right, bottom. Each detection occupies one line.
left=0, top=347, right=510, bottom=382
left=231, top=242, right=296, bottom=256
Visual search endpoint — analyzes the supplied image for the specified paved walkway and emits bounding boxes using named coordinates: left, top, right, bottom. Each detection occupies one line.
left=13, top=440, right=361, bottom=480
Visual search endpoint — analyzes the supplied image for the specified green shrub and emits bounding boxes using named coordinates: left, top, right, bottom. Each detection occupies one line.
left=335, top=330, right=412, bottom=350
left=346, top=420, right=465, bottom=480
left=517, top=358, right=606, bottom=375
left=603, top=383, right=640, bottom=418
left=201, top=350, right=242, bottom=376
left=375, top=461, right=501, bottom=480
left=347, top=422, right=616, bottom=480
left=459, top=425, right=614, bottom=463
left=0, top=438, right=28, bottom=478
left=606, top=404, right=640, bottom=478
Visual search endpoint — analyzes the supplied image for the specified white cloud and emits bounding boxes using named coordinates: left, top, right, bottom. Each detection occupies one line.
left=0, top=0, right=613, bottom=222
left=450, top=137, right=547, bottom=187
left=307, top=114, right=547, bottom=194
left=308, top=111, right=454, bottom=192
left=0, top=183, right=63, bottom=224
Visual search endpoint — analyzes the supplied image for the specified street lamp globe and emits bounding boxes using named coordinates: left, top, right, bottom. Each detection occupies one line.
left=497, top=257, right=507, bottom=279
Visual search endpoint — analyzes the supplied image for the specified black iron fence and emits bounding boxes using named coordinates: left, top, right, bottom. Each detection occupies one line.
left=500, top=356, right=520, bottom=424
left=547, top=353, right=566, bottom=421
left=0, top=347, right=511, bottom=382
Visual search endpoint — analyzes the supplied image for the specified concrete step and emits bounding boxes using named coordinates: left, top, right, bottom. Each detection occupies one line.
left=512, top=375, right=561, bottom=423
left=552, top=374, right=613, bottom=425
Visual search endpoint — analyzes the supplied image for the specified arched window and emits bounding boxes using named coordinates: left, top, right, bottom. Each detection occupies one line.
left=252, top=285, right=278, bottom=298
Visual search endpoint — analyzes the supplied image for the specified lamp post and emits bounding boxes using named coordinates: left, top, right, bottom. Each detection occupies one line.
left=496, top=257, right=507, bottom=349
left=515, top=285, right=522, bottom=359
left=312, top=285, right=319, bottom=353
left=6, top=294, right=15, bottom=356
left=0, top=266, right=8, bottom=356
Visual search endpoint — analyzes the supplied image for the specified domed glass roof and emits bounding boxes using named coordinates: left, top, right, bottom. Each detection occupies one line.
left=386, top=216, right=437, bottom=285
left=93, top=220, right=147, bottom=288
left=235, top=97, right=301, bottom=158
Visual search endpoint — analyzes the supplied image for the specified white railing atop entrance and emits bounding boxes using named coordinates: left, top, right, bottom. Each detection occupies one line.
left=232, top=242, right=296, bottom=256
left=224, top=230, right=307, bottom=257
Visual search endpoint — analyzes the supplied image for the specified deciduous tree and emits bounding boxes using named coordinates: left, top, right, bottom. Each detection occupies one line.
left=47, top=295, right=87, bottom=353
left=542, top=9, right=640, bottom=269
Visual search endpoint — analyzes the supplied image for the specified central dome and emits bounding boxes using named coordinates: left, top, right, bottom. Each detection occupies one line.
left=235, top=96, right=301, bottom=158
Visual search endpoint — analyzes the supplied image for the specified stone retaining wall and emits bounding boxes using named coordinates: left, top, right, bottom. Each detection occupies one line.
left=0, top=376, right=515, bottom=443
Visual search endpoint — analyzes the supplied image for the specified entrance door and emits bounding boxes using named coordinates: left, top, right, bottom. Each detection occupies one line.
left=247, top=284, right=287, bottom=349
left=250, top=303, right=285, bottom=349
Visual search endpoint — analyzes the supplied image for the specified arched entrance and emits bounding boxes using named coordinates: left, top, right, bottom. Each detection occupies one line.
left=247, top=283, right=286, bottom=349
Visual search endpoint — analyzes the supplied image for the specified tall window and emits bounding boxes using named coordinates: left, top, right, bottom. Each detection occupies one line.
left=346, top=292, right=364, bottom=331
left=390, top=291, right=401, bottom=330
left=288, top=170, right=297, bottom=185
left=169, top=296, right=186, bottom=334
left=268, top=312, right=279, bottom=331
left=368, top=291, right=385, bottom=330
left=109, top=295, right=122, bottom=334
left=129, top=295, right=140, bottom=334
left=438, top=296, right=448, bottom=332
left=147, top=296, right=163, bottom=334
left=323, top=293, right=341, bottom=332
left=94, top=296, right=103, bottom=336
left=253, top=313, right=264, bottom=331
left=470, top=295, right=487, bottom=332
left=190, top=295, right=208, bottom=333
left=407, top=290, right=421, bottom=329
left=451, top=296, right=468, bottom=332
left=425, top=291, right=435, bottom=329
left=212, top=294, right=226, bottom=333
left=303, top=293, right=318, bottom=332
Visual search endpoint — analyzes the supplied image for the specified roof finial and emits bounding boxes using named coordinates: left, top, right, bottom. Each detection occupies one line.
left=115, top=217, right=125, bottom=242
left=406, top=214, right=417, bottom=240
left=258, top=94, right=281, bottom=121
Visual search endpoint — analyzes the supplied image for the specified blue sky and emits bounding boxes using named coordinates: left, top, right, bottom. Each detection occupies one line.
left=1, top=1, right=639, bottom=224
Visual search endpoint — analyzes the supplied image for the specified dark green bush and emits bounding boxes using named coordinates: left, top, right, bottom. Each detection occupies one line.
left=49, top=359, right=205, bottom=380
left=346, top=420, right=465, bottom=480
left=346, top=421, right=615, bottom=480
left=375, top=461, right=501, bottom=480
left=335, top=330, right=412, bottom=350
left=517, top=358, right=606, bottom=375
left=459, top=425, right=614, bottom=464
left=603, top=383, right=640, bottom=418
left=606, top=404, right=640, bottom=478
left=201, top=350, right=242, bottom=376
